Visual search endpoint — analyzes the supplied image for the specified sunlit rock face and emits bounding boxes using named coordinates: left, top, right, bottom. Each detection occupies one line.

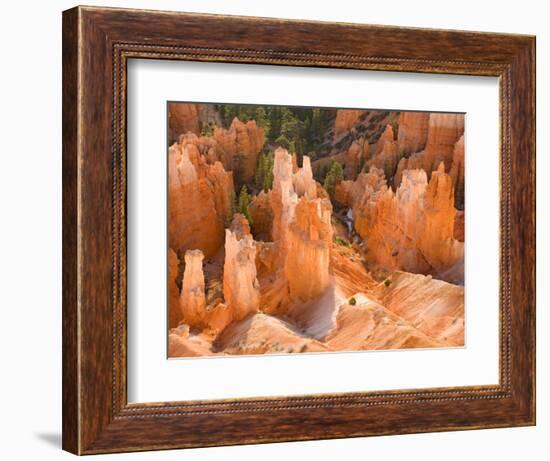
left=392, top=114, right=464, bottom=208
left=168, top=142, right=234, bottom=258
left=270, top=148, right=298, bottom=244
left=334, top=109, right=367, bottom=138
left=229, top=213, right=251, bottom=239
left=179, top=250, right=207, bottom=329
left=213, top=118, right=265, bottom=183
left=223, top=229, right=260, bottom=321
left=262, top=148, right=334, bottom=309
left=168, top=103, right=200, bottom=143
left=422, top=113, right=465, bottom=174
left=285, top=198, right=333, bottom=301
left=397, top=111, right=430, bottom=155
left=348, top=165, right=463, bottom=283
left=375, top=271, right=465, bottom=346
left=293, top=155, right=317, bottom=199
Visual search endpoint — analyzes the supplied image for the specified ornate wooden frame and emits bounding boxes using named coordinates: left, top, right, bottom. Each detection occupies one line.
left=62, top=5, right=536, bottom=455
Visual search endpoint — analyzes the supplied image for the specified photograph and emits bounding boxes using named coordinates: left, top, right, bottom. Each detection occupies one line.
left=167, top=102, right=466, bottom=357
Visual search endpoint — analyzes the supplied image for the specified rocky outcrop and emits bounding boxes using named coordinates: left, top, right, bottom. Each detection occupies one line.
left=215, top=313, right=329, bottom=355
left=347, top=165, right=463, bottom=283
left=392, top=114, right=464, bottom=208
left=397, top=111, right=430, bottom=154
left=334, top=109, right=367, bottom=138
left=271, top=147, right=298, bottom=244
left=374, top=124, right=395, bottom=156
left=325, top=294, right=445, bottom=351
left=168, top=103, right=200, bottom=143
left=168, top=248, right=183, bottom=329
left=258, top=149, right=335, bottom=312
left=229, top=213, right=251, bottom=239
left=168, top=142, right=234, bottom=257
left=375, top=271, right=464, bottom=345
left=422, top=113, right=465, bottom=174
left=368, top=134, right=400, bottom=180
left=213, top=118, right=265, bottom=183
left=223, top=229, right=260, bottom=321
left=343, top=140, right=365, bottom=179
left=285, top=197, right=333, bottom=301
left=293, top=155, right=317, bottom=199
left=179, top=250, right=207, bottom=329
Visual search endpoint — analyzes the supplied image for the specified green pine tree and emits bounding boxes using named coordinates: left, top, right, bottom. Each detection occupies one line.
left=238, top=185, right=253, bottom=225
left=226, top=190, right=238, bottom=227
left=323, top=160, right=344, bottom=199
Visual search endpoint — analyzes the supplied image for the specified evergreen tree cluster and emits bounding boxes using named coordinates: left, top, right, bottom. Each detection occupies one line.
left=226, top=186, right=253, bottom=227
left=323, top=160, right=344, bottom=200
left=254, top=152, right=275, bottom=192
left=216, top=104, right=331, bottom=164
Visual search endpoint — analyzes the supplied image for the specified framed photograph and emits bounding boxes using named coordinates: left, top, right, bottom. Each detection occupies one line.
left=62, top=5, right=536, bottom=455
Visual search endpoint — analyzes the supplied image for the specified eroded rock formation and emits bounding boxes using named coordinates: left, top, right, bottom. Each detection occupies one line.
left=179, top=250, right=207, bottom=329
left=285, top=197, right=333, bottom=301
left=223, top=228, right=261, bottom=321
left=213, top=118, right=265, bottom=183
left=345, top=164, right=464, bottom=283
left=168, top=142, right=234, bottom=257
left=168, top=103, right=200, bottom=143
left=397, top=111, right=430, bottom=154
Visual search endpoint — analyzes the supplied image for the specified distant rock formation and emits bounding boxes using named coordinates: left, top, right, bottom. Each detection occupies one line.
left=168, top=103, right=200, bottom=143
left=391, top=113, right=465, bottom=208
left=168, top=142, right=234, bottom=257
left=334, top=109, right=367, bottom=138
left=397, top=111, right=430, bottom=155
left=344, top=164, right=464, bottom=283
left=223, top=228, right=261, bottom=321
left=213, top=118, right=265, bottom=183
